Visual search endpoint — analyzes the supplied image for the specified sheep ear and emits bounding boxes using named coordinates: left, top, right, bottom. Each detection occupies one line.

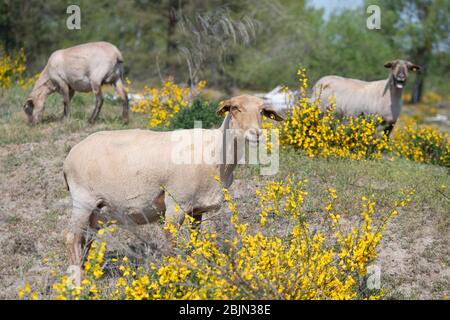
left=407, top=63, right=421, bottom=72
left=216, top=99, right=234, bottom=116
left=23, top=99, right=34, bottom=116
left=384, top=61, right=393, bottom=68
left=262, top=105, right=284, bottom=121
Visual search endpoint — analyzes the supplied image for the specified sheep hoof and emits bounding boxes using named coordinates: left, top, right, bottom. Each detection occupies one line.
left=67, top=265, right=82, bottom=288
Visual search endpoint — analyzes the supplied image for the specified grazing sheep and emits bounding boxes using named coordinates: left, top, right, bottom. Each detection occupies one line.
left=62, top=94, right=284, bottom=285
left=23, top=41, right=129, bottom=124
left=311, top=59, right=421, bottom=136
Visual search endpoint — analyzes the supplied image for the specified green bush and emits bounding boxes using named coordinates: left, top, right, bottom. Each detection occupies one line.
left=169, top=99, right=223, bottom=130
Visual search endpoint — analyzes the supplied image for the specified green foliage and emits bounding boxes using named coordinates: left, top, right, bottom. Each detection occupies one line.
left=320, top=10, right=399, bottom=81
left=169, top=99, right=223, bottom=130
left=0, top=0, right=448, bottom=96
left=365, top=0, right=450, bottom=100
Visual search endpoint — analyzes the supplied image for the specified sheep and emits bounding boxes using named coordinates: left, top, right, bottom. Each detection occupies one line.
left=62, top=94, right=284, bottom=285
left=23, top=41, right=129, bottom=124
left=311, top=59, right=421, bottom=136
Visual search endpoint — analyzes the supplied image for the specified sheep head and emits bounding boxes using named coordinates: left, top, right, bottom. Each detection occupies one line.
left=384, top=59, right=421, bottom=89
left=217, top=95, right=284, bottom=146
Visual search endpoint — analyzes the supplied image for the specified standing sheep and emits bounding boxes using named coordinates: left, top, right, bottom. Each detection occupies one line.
left=62, top=94, right=284, bottom=285
left=311, top=59, right=421, bottom=136
left=23, top=41, right=129, bottom=124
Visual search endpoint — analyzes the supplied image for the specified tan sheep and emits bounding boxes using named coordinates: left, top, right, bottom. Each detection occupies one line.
left=23, top=41, right=129, bottom=124
left=311, top=59, right=421, bottom=136
left=62, top=94, right=284, bottom=285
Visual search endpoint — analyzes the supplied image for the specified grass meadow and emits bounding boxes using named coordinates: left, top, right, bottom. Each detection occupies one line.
left=0, top=84, right=449, bottom=299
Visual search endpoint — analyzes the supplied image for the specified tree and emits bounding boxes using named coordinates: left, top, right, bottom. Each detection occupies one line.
left=0, top=0, right=447, bottom=95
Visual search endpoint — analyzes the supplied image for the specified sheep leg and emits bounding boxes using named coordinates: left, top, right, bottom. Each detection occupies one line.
left=114, top=78, right=129, bottom=124
left=192, top=213, right=203, bottom=230
left=54, top=81, right=71, bottom=119
left=65, top=206, right=92, bottom=287
left=89, top=84, right=104, bottom=124
left=64, top=88, right=75, bottom=117
left=384, top=123, right=395, bottom=138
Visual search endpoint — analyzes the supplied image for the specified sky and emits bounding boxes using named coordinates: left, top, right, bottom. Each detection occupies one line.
left=309, top=0, right=364, bottom=18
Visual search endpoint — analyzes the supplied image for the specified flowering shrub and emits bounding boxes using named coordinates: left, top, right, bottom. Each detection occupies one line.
left=25, top=179, right=414, bottom=300
left=0, top=49, right=26, bottom=89
left=422, top=91, right=443, bottom=105
left=50, top=223, right=117, bottom=300
left=281, top=69, right=449, bottom=166
left=131, top=79, right=206, bottom=128
left=402, top=91, right=443, bottom=106
left=281, top=69, right=389, bottom=160
left=261, top=117, right=280, bottom=153
left=17, top=283, right=38, bottom=300
left=391, top=119, right=450, bottom=167
left=0, top=48, right=38, bottom=90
